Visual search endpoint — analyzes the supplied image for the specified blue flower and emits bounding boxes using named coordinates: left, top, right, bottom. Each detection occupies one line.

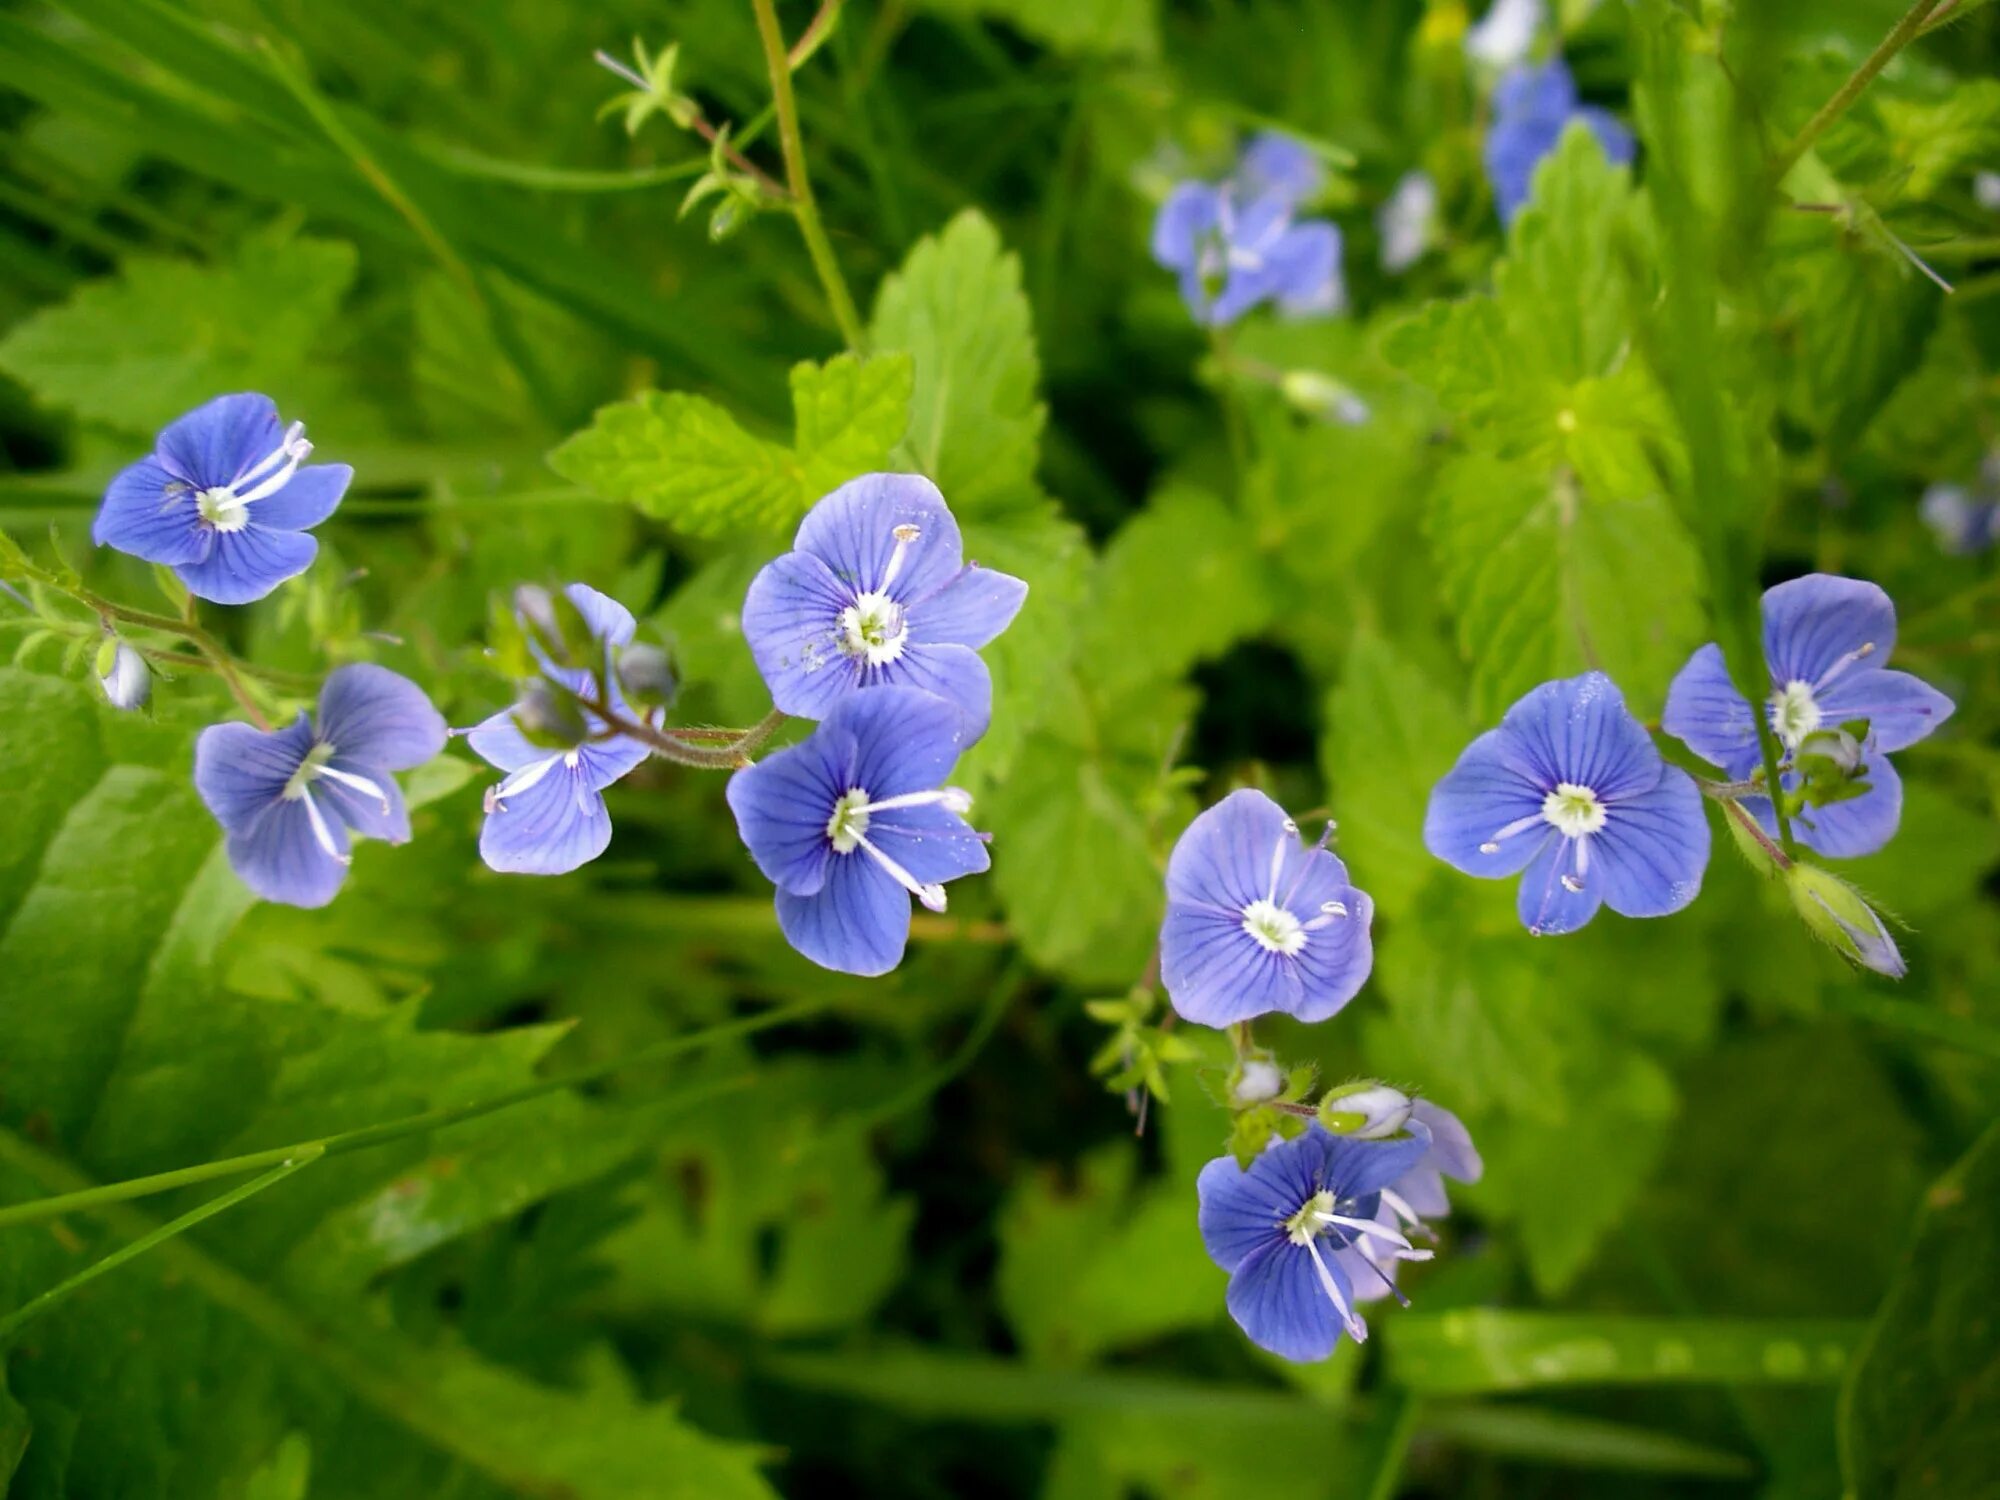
left=1484, top=59, right=1635, bottom=224
left=741, top=474, right=1028, bottom=737
left=94, top=393, right=350, bottom=605
left=469, top=583, right=657, bottom=876
left=1425, top=672, right=1710, bottom=935
left=1152, top=135, right=1344, bottom=327
left=1197, top=1124, right=1435, bottom=1362
left=1662, top=574, right=1954, bottom=858
left=1333, top=1101, right=1482, bottom=1304
left=1159, top=789, right=1374, bottom=1027
left=194, top=664, right=445, bottom=908
left=726, top=685, right=991, bottom=977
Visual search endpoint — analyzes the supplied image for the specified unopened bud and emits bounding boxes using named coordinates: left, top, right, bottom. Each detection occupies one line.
left=512, top=678, right=590, bottom=751
left=615, top=644, right=678, bottom=710
left=1231, top=1059, right=1284, bottom=1106
left=1788, top=863, right=1905, bottom=979
left=1279, top=370, right=1370, bottom=426
left=1796, top=728, right=1863, bottom=778
left=96, top=640, right=150, bottom=711
left=1319, top=1081, right=1413, bottom=1138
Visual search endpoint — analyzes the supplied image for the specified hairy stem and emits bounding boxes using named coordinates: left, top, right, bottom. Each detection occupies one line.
left=1770, top=0, right=1947, bottom=182
left=752, top=0, right=869, bottom=351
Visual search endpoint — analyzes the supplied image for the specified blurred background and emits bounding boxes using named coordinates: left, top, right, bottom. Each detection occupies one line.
left=0, top=0, right=1996, bottom=1495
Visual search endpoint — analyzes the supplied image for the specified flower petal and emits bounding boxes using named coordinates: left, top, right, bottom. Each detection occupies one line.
left=1662, top=642, right=1761, bottom=777
left=774, top=850, right=912, bottom=976
left=1498, top=672, right=1661, bottom=802
left=174, top=525, right=317, bottom=605
left=1268, top=221, right=1344, bottom=317
left=1424, top=727, right=1550, bottom=875
left=1324, top=1130, right=1431, bottom=1200
left=839, top=684, right=973, bottom=801
left=1196, top=1131, right=1325, bottom=1272
left=1236, top=132, right=1323, bottom=205
left=725, top=726, right=854, bottom=896
left=1288, top=886, right=1374, bottom=1024
left=1815, top=667, right=1954, bottom=755
left=865, top=803, right=991, bottom=885
left=1152, top=182, right=1220, bottom=270
left=316, top=664, right=445, bottom=771
left=93, top=458, right=209, bottom=565
left=1594, top=765, right=1709, bottom=918
left=465, top=709, right=545, bottom=774
left=574, top=727, right=653, bottom=791
left=741, top=549, right=862, bottom=721
left=155, top=393, right=281, bottom=489
left=246, top=462, right=351, bottom=532
left=564, top=582, right=638, bottom=649
left=1160, top=901, right=1302, bottom=1025
left=316, top=756, right=411, bottom=843
left=1754, top=754, right=1903, bottom=859
left=1761, top=574, right=1897, bottom=688
left=1515, top=830, right=1602, bottom=934
left=907, top=564, right=1028, bottom=648
left=193, top=716, right=316, bottom=834
left=878, top=642, right=992, bottom=740
left=226, top=795, right=350, bottom=908
left=479, top=759, right=611, bottom=875
left=1166, top=787, right=1296, bottom=909
left=1226, top=1240, right=1348, bottom=1362
left=1409, top=1100, right=1483, bottom=1192
left=793, top=472, right=965, bottom=604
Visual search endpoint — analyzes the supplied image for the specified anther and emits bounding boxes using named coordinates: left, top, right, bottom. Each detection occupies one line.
left=1321, top=900, right=1348, bottom=917
left=1560, top=874, right=1584, bottom=893
left=1478, top=841, right=1500, bottom=854
left=879, top=524, right=923, bottom=591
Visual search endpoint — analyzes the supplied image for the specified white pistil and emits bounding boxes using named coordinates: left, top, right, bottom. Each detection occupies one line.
left=1377, top=1188, right=1424, bottom=1230
left=1266, top=821, right=1297, bottom=902
left=317, top=762, right=390, bottom=814
left=1770, top=679, right=1824, bottom=751
left=1315, top=1211, right=1418, bottom=1254
left=298, top=788, right=349, bottom=865
left=1301, top=1235, right=1367, bottom=1342
left=850, top=829, right=948, bottom=913
left=1479, top=812, right=1545, bottom=855
left=1812, top=641, right=1876, bottom=694
left=193, top=421, right=313, bottom=532
left=879, top=524, right=922, bottom=591
left=858, top=786, right=973, bottom=816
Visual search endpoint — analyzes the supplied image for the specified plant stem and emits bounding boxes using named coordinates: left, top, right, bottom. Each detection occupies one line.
left=0, top=1001, right=816, bottom=1231
left=1770, top=0, right=1947, bottom=182
left=752, top=0, right=869, bottom=352
left=575, top=690, right=784, bottom=769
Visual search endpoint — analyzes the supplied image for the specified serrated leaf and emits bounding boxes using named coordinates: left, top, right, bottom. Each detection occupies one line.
left=871, top=211, right=1046, bottom=515
left=549, top=353, right=914, bottom=538
left=0, top=237, right=359, bottom=434
left=1873, top=80, right=2000, bottom=201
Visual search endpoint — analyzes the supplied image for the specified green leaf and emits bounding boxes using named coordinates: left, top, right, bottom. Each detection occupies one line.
left=549, top=353, right=913, bottom=538
left=1839, top=1121, right=2000, bottom=1500
left=910, top=0, right=1158, bottom=57
left=871, top=211, right=1046, bottom=516
left=1873, top=80, right=2000, bottom=201
left=0, top=236, right=359, bottom=434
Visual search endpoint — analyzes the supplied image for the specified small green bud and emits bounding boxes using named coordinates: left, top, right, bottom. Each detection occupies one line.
left=1231, top=1059, right=1284, bottom=1106
left=1788, top=862, right=1905, bottom=979
left=511, top=678, right=590, bottom=751
left=1317, top=1081, right=1413, bottom=1137
left=615, top=644, right=677, bottom=711
left=1279, top=370, right=1370, bottom=426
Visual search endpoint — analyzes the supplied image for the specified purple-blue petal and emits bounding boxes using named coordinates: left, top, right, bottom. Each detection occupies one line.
left=1160, top=902, right=1304, bottom=1025
left=94, top=458, right=208, bottom=565
left=316, top=664, right=445, bottom=772
left=1515, top=831, right=1602, bottom=934
left=479, top=758, right=611, bottom=875
left=907, top=565, right=1029, bottom=648
left=1424, top=727, right=1550, bottom=876
left=1268, top=221, right=1344, bottom=317
left=1663, top=642, right=1761, bottom=778
left=224, top=796, right=350, bottom=909
left=1814, top=667, right=1954, bottom=755
left=774, top=851, right=912, bottom=976
left=173, top=524, right=317, bottom=605
left=1152, top=182, right=1221, bottom=271
left=1165, top=788, right=1302, bottom=910
left=155, top=393, right=282, bottom=489
left=839, top=684, right=973, bottom=801
left=1761, top=574, right=1897, bottom=688
left=316, top=757, right=411, bottom=843
left=1578, top=106, right=1636, bottom=166
left=725, top=726, right=854, bottom=896
left=874, top=642, right=992, bottom=740
left=1497, top=672, right=1662, bottom=802
left=564, top=582, right=639, bottom=649
left=1408, top=1100, right=1482, bottom=1202
left=1754, top=754, right=1903, bottom=859
left=1197, top=1131, right=1321, bottom=1272
left=1288, top=886, right=1374, bottom=1023
left=864, top=803, right=991, bottom=885
left=1236, top=132, right=1322, bottom=205
left=1226, top=1240, right=1351, bottom=1361
left=742, top=549, right=863, bottom=721
left=465, top=709, right=546, bottom=774
left=793, top=473, right=965, bottom=604
left=193, top=715, right=316, bottom=834
left=1595, top=765, right=1709, bottom=918
left=246, top=463, right=350, bottom=533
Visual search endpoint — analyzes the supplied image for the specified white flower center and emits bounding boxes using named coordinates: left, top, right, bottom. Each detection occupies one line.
left=1770, top=679, right=1823, bottom=750
left=1241, top=897, right=1306, bottom=955
left=283, top=742, right=336, bottom=800
left=191, top=420, right=313, bottom=534
left=836, top=590, right=908, bottom=666
left=826, top=788, right=872, bottom=853
left=1286, top=1189, right=1338, bottom=1246
left=197, top=486, right=251, bottom=532
left=1541, top=782, right=1605, bottom=838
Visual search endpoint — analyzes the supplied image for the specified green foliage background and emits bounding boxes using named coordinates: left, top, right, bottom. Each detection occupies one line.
left=0, top=0, right=1996, bottom=1495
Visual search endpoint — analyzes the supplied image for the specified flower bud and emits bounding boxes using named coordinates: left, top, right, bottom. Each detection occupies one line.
left=1788, top=863, right=1905, bottom=979
left=1318, top=1081, right=1413, bottom=1138
left=1231, top=1059, right=1284, bottom=1106
left=615, top=644, right=678, bottom=711
left=96, top=639, right=151, bottom=711
left=512, top=678, right=591, bottom=751
left=1279, top=370, right=1370, bottom=426
left=514, top=585, right=597, bottom=669
left=1795, top=727, right=1863, bottom=778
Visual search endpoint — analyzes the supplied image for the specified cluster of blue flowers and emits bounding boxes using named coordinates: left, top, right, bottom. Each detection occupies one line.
left=95, top=400, right=1027, bottom=971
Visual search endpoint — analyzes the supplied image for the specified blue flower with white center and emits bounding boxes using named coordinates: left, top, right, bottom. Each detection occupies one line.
left=1662, top=575, right=1954, bottom=859
left=1152, top=136, right=1345, bottom=328
left=468, top=583, right=659, bottom=877
left=194, top=664, right=445, bottom=909
left=1425, top=672, right=1710, bottom=935
left=1484, top=59, right=1635, bottom=225
left=1197, top=1124, right=1435, bottom=1362
left=1332, top=1100, right=1482, bottom=1304
left=1159, top=789, right=1375, bottom=1027
left=94, top=393, right=351, bottom=605
left=726, top=685, right=991, bottom=977
left=740, top=473, right=1028, bottom=739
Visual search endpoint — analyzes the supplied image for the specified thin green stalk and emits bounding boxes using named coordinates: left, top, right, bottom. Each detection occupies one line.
left=751, top=0, right=868, bottom=352
left=1363, top=1391, right=1424, bottom=1500
left=1770, top=0, right=1948, bottom=182
left=0, top=1001, right=817, bottom=1231
left=0, top=1148, right=321, bottom=1342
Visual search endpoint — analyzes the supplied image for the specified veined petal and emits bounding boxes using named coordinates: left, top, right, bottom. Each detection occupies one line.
left=774, top=851, right=912, bottom=976
left=864, top=803, right=990, bottom=885
left=246, top=462, right=350, bottom=532
left=1160, top=901, right=1302, bottom=1025
left=1814, top=667, right=1954, bottom=755
left=1268, top=221, right=1344, bottom=317
left=563, top=582, right=638, bottom=649
left=574, top=725, right=653, bottom=791
left=1322, top=1130, right=1431, bottom=1201
left=907, top=565, right=1029, bottom=648
left=793, top=473, right=965, bottom=603
left=742, top=549, right=862, bottom=721
left=174, top=525, right=317, bottom=605
left=1408, top=1100, right=1483, bottom=1191
left=1288, top=886, right=1374, bottom=1024
left=317, top=664, right=446, bottom=771
left=1226, top=1240, right=1349, bottom=1362
left=1195, top=1156, right=1292, bottom=1273
left=1166, top=788, right=1297, bottom=909
left=1662, top=643, right=1761, bottom=777
left=465, top=708, right=547, bottom=774
left=1595, top=765, right=1709, bottom=918
left=1152, top=182, right=1221, bottom=269
left=155, top=393, right=281, bottom=489
left=1424, top=727, right=1550, bottom=875
left=876, top=642, right=992, bottom=741
left=1236, top=132, right=1322, bottom=205
left=1499, top=672, right=1661, bottom=802
left=1516, top=832, right=1603, bottom=934
left=479, top=758, right=610, bottom=875
left=725, top=727, right=854, bottom=896
left=839, top=685, right=972, bottom=801
left=226, top=795, right=349, bottom=908
left=193, top=716, right=316, bottom=833
left=316, top=756, right=411, bottom=843
left=1761, top=574, right=1897, bottom=688
left=94, top=458, right=208, bottom=565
